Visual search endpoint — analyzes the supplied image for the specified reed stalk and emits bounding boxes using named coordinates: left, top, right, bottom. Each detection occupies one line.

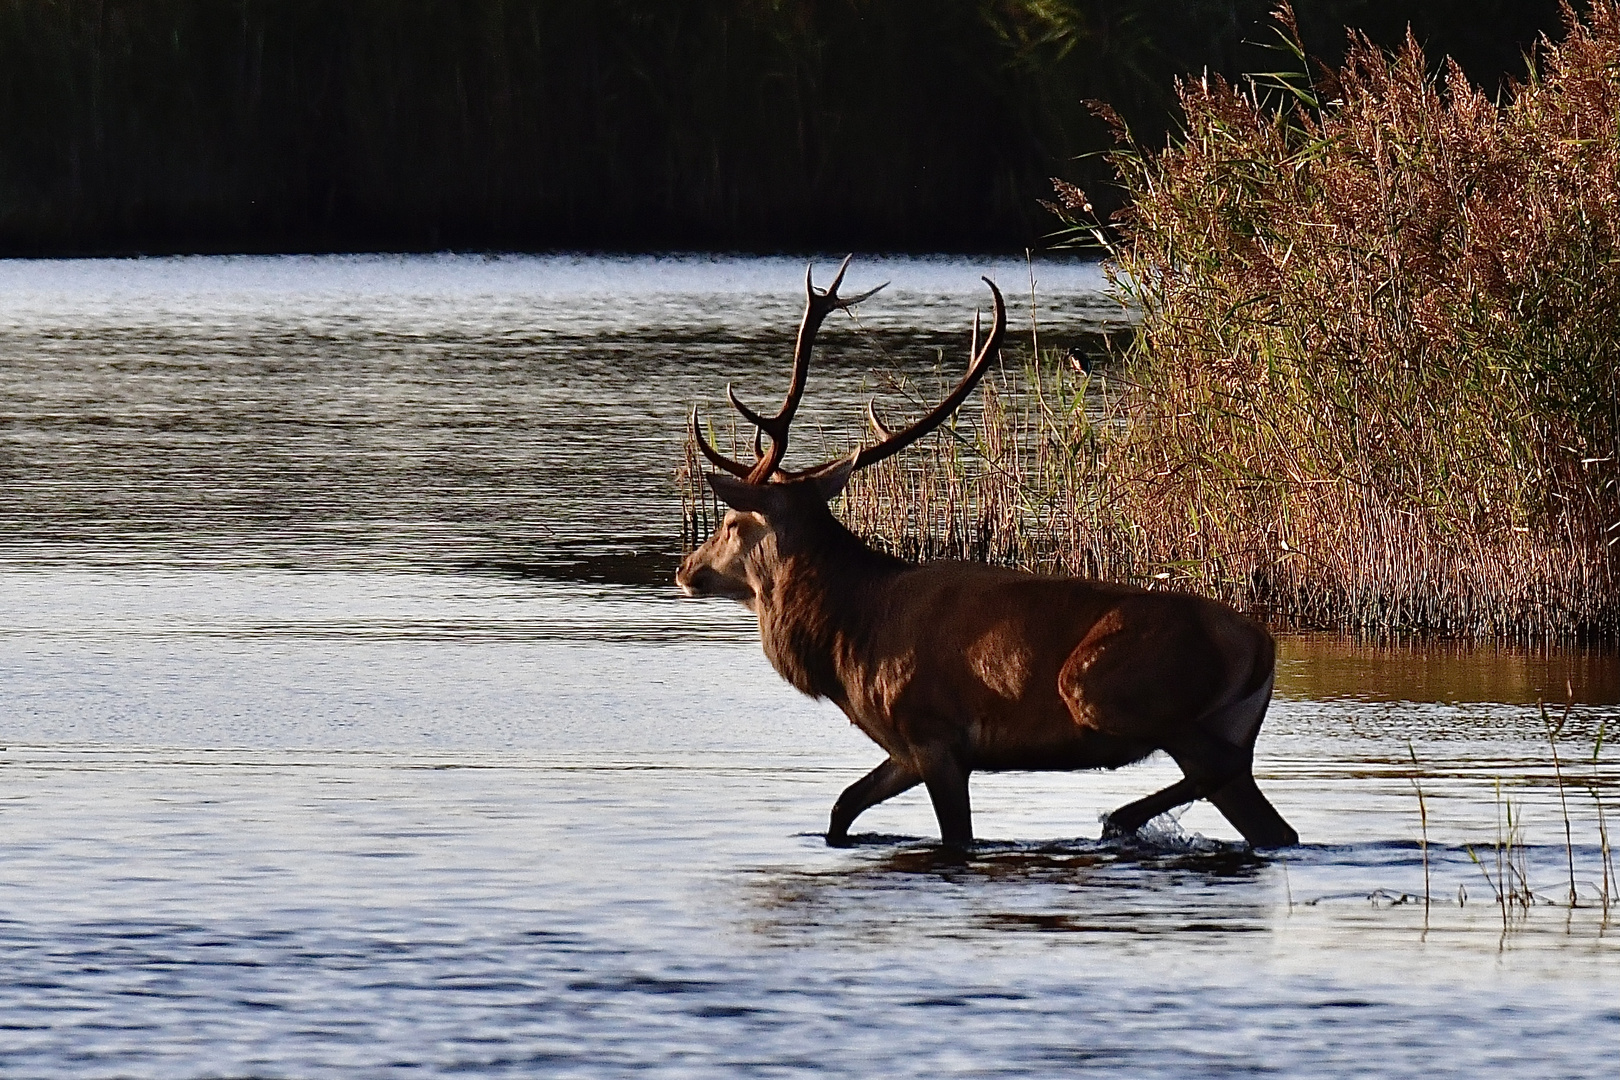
left=1466, top=777, right=1536, bottom=927
left=1541, top=700, right=1580, bottom=907
left=1407, top=741, right=1431, bottom=917
left=1595, top=717, right=1616, bottom=922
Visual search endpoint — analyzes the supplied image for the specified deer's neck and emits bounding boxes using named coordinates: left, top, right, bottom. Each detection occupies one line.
left=752, top=524, right=905, bottom=703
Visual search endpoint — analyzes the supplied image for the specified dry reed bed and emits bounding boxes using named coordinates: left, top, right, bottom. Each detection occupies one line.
left=826, top=3, right=1619, bottom=639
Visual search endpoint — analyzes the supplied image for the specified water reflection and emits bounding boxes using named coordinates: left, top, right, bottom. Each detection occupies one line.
left=750, top=823, right=1286, bottom=940
left=1279, top=634, right=1620, bottom=705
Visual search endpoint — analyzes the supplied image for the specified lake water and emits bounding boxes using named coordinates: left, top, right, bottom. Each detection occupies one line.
left=1, top=254, right=1617, bottom=1078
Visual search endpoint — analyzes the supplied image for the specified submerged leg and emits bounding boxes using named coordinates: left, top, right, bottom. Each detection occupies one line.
left=827, top=758, right=921, bottom=846
left=1190, top=668, right=1296, bottom=845
left=1206, top=774, right=1298, bottom=847
left=917, top=746, right=973, bottom=848
left=1103, top=776, right=1201, bottom=839
left=1162, top=726, right=1299, bottom=848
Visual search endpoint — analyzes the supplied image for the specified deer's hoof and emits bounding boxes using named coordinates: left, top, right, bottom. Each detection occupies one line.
left=1100, top=816, right=1137, bottom=841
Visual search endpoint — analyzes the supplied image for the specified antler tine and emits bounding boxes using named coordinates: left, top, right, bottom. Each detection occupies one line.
left=795, top=277, right=1006, bottom=480
left=725, top=382, right=770, bottom=433
left=812, top=253, right=891, bottom=308
left=822, top=252, right=852, bottom=296
left=690, top=407, right=755, bottom=479
left=865, top=398, right=896, bottom=439
left=726, top=255, right=888, bottom=482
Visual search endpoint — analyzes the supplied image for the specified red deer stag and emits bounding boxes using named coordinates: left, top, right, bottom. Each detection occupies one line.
left=677, top=258, right=1297, bottom=849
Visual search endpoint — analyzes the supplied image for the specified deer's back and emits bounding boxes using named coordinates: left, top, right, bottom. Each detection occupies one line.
left=841, top=562, right=1272, bottom=770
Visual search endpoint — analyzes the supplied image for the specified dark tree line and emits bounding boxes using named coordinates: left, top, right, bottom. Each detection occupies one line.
left=0, top=1, right=1568, bottom=255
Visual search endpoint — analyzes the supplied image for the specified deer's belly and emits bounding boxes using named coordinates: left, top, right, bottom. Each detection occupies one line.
left=969, top=712, right=1154, bottom=772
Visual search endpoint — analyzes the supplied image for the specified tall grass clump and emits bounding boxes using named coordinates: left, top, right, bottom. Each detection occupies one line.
left=832, top=2, right=1620, bottom=639
left=1094, top=0, right=1620, bottom=636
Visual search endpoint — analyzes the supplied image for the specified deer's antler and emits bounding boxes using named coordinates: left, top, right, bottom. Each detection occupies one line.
left=692, top=264, right=1000, bottom=487
left=693, top=255, right=886, bottom=484
left=795, top=277, right=1006, bottom=480
left=690, top=407, right=757, bottom=479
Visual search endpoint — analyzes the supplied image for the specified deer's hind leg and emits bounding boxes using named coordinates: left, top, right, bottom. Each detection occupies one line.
left=1206, top=773, right=1297, bottom=848
left=1099, top=674, right=1297, bottom=848
left=1060, top=625, right=1297, bottom=848
left=827, top=758, right=921, bottom=846
left=1102, top=733, right=1295, bottom=847
left=1191, top=670, right=1297, bottom=847
left=1102, top=776, right=1201, bottom=838
left=1157, top=724, right=1298, bottom=849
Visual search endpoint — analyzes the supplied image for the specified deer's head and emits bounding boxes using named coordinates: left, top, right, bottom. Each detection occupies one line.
left=677, top=257, right=1006, bottom=606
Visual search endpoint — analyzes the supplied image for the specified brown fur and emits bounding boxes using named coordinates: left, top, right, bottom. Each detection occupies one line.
left=679, top=473, right=1298, bottom=848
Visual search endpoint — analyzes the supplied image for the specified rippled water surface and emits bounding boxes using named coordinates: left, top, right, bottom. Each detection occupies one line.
left=2, top=255, right=1618, bottom=1078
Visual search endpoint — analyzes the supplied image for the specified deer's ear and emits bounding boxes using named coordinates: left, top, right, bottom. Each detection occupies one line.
left=810, top=453, right=859, bottom=502
left=705, top=473, right=786, bottom=516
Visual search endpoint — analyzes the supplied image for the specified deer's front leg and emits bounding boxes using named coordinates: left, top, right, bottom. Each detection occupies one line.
left=827, top=758, right=921, bottom=846
left=917, top=745, right=973, bottom=848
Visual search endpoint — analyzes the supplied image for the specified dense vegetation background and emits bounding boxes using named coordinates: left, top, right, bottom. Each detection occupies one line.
left=828, top=2, right=1620, bottom=637
left=0, top=0, right=1570, bottom=255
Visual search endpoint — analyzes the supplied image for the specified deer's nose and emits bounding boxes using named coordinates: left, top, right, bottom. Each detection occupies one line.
left=676, top=566, right=709, bottom=597
left=675, top=557, right=708, bottom=595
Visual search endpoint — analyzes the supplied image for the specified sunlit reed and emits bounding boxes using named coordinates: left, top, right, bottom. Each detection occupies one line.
left=825, top=3, right=1620, bottom=640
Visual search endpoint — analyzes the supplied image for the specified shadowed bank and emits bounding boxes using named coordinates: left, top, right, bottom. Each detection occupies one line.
left=0, top=0, right=1566, bottom=255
